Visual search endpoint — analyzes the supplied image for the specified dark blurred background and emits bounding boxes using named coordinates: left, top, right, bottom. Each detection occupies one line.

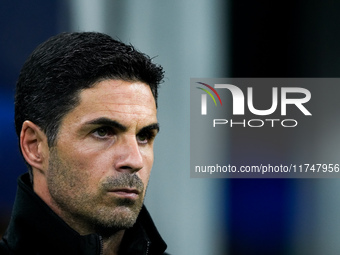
left=1, top=1, right=340, bottom=254
left=229, top=1, right=340, bottom=254
left=0, top=0, right=65, bottom=239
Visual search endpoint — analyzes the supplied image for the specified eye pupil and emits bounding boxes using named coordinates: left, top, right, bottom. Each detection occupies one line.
left=97, top=128, right=107, bottom=137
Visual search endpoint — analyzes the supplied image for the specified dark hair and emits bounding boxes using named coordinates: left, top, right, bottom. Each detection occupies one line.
left=15, top=32, right=164, bottom=148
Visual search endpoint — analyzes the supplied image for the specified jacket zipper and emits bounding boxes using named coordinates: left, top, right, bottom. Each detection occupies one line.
left=145, top=240, right=151, bottom=255
left=99, top=235, right=104, bottom=255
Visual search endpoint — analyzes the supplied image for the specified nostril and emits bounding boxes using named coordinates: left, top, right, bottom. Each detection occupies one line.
left=120, top=166, right=132, bottom=170
left=117, top=165, right=142, bottom=174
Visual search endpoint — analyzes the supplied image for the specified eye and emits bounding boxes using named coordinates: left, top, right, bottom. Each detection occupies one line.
left=137, top=133, right=148, bottom=144
left=92, top=127, right=115, bottom=139
left=137, top=131, right=156, bottom=144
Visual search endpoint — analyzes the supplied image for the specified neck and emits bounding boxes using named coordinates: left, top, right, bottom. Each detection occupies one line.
left=102, top=230, right=125, bottom=255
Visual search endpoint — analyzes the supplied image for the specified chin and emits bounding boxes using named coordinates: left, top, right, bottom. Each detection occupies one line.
left=93, top=207, right=140, bottom=236
left=99, top=204, right=141, bottom=226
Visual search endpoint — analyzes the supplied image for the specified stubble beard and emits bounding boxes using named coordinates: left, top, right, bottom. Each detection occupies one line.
left=47, top=148, right=145, bottom=236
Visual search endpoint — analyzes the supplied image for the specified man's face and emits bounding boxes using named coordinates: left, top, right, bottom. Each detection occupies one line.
left=45, top=80, right=158, bottom=234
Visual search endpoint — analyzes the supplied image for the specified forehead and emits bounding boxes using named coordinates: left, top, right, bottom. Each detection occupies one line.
left=82, top=79, right=155, bottom=106
left=63, top=80, right=157, bottom=127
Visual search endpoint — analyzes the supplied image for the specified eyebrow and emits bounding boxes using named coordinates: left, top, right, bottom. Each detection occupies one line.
left=85, top=117, right=127, bottom=131
left=84, top=117, right=160, bottom=133
left=138, top=123, right=160, bottom=134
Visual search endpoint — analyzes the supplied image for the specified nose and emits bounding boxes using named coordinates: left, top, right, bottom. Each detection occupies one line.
left=114, top=136, right=144, bottom=173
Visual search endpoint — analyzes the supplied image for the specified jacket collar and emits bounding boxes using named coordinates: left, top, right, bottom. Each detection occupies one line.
left=3, top=173, right=167, bottom=255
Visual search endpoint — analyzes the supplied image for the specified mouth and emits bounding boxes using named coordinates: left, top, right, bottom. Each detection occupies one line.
left=108, top=188, right=140, bottom=199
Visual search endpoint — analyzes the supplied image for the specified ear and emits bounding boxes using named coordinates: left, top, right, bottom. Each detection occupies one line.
left=20, top=121, right=49, bottom=174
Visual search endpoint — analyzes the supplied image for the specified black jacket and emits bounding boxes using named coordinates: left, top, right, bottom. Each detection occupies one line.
left=0, top=174, right=168, bottom=255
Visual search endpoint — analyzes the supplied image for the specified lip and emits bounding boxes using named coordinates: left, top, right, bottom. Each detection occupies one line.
left=108, top=188, right=140, bottom=199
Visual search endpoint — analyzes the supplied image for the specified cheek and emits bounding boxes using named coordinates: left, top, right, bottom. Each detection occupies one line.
left=56, top=148, right=103, bottom=189
left=140, top=149, right=154, bottom=184
left=140, top=144, right=154, bottom=162
left=63, top=158, right=90, bottom=189
left=70, top=156, right=107, bottom=186
left=62, top=140, right=107, bottom=168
